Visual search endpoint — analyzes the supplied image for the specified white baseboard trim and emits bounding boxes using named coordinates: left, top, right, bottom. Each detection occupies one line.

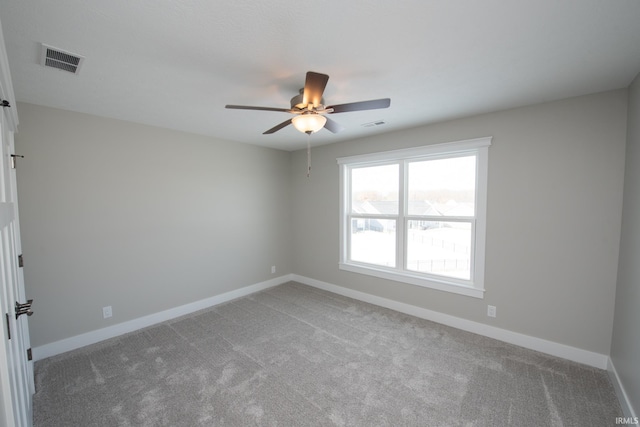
left=34, top=273, right=610, bottom=371
left=32, top=274, right=294, bottom=361
left=292, top=274, right=609, bottom=370
left=608, top=357, right=637, bottom=419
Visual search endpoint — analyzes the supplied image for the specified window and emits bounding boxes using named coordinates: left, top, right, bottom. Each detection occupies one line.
left=338, top=137, right=491, bottom=298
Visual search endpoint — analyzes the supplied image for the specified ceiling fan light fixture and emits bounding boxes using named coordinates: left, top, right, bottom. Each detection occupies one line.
left=292, top=114, right=326, bottom=134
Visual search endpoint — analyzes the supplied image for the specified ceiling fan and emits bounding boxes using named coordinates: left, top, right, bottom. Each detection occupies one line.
left=225, top=71, right=391, bottom=135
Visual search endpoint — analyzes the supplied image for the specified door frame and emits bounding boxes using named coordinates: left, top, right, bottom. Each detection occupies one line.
left=0, top=14, right=34, bottom=427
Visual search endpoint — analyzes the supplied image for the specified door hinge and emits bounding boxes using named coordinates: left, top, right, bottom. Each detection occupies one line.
left=1, top=100, right=10, bottom=108
left=10, top=154, right=24, bottom=169
left=5, top=313, right=10, bottom=340
left=18, top=254, right=24, bottom=268
left=26, top=348, right=32, bottom=361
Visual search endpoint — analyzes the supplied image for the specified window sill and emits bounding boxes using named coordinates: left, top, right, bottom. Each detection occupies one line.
left=338, top=262, right=485, bottom=299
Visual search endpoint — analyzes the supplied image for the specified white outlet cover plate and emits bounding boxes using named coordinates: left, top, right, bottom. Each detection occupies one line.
left=103, top=306, right=112, bottom=318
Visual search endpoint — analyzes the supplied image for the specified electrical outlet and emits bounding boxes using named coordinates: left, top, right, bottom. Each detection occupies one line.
left=271, top=266, right=276, bottom=274
left=487, top=305, right=496, bottom=318
left=103, top=306, right=112, bottom=319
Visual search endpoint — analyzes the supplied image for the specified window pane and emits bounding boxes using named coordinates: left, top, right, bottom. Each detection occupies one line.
left=406, top=220, right=471, bottom=280
left=350, top=218, right=396, bottom=267
left=351, top=164, right=399, bottom=215
left=408, top=156, right=476, bottom=216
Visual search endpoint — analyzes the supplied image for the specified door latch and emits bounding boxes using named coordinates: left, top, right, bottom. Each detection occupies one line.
left=15, top=300, right=33, bottom=319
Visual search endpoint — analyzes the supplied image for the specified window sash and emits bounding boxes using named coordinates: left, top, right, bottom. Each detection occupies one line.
left=406, top=153, right=478, bottom=218
left=348, top=216, right=398, bottom=268
left=405, top=218, right=475, bottom=281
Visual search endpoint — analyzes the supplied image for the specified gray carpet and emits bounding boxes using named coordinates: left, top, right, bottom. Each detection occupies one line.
left=33, top=282, right=622, bottom=426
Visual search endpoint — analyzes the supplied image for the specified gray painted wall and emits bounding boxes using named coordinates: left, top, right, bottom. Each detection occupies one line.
left=14, top=90, right=629, bottom=359
left=611, top=73, right=640, bottom=414
left=291, top=90, right=627, bottom=355
left=15, top=102, right=292, bottom=347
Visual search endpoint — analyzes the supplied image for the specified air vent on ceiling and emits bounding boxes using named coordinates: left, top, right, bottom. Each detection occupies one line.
left=40, top=44, right=84, bottom=75
left=361, top=120, right=386, bottom=128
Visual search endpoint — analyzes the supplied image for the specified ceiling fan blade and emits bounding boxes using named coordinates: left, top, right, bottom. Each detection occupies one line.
left=263, top=119, right=293, bottom=134
left=226, top=105, right=292, bottom=113
left=327, top=98, right=391, bottom=114
left=323, top=117, right=345, bottom=134
left=302, top=71, right=329, bottom=108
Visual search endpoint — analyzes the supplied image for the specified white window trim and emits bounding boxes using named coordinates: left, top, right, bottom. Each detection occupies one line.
left=337, top=137, right=491, bottom=299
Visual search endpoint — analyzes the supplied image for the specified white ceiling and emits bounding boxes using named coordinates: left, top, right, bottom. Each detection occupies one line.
left=1, top=1, right=639, bottom=151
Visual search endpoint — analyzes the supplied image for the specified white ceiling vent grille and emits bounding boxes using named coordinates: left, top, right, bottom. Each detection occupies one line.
left=361, top=120, right=386, bottom=128
left=40, top=44, right=84, bottom=75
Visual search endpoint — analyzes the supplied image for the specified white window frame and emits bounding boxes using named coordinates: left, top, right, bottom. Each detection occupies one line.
left=338, top=137, right=491, bottom=298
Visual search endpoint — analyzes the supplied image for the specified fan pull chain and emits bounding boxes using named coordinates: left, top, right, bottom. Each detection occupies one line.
left=307, top=133, right=312, bottom=178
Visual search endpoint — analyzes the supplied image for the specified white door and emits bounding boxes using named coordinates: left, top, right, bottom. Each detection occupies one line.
left=0, top=101, right=33, bottom=427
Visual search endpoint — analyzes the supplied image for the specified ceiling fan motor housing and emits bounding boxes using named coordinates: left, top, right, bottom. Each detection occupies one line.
left=291, top=88, right=324, bottom=111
